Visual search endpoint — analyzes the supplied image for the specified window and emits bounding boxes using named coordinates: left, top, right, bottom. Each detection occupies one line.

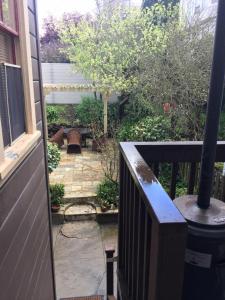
left=0, top=0, right=40, bottom=181
left=0, top=64, right=26, bottom=147
left=0, top=0, right=17, bottom=33
left=0, top=31, right=14, bottom=63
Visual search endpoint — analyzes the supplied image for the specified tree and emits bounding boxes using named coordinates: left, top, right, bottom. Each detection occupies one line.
left=142, top=0, right=179, bottom=9
left=61, top=4, right=176, bottom=134
left=137, top=18, right=214, bottom=139
left=40, top=16, right=69, bottom=63
left=40, top=13, right=92, bottom=63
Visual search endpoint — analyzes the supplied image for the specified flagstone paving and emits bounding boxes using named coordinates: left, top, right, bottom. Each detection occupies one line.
left=49, top=142, right=105, bottom=200
left=53, top=221, right=118, bottom=299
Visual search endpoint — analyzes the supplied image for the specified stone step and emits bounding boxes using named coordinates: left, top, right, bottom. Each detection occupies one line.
left=62, top=195, right=97, bottom=204
left=51, top=202, right=118, bottom=225
left=64, top=203, right=96, bottom=222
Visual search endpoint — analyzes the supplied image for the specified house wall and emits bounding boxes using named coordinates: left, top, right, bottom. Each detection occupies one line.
left=0, top=1, right=56, bottom=299
left=42, top=63, right=119, bottom=104
left=180, top=0, right=218, bottom=23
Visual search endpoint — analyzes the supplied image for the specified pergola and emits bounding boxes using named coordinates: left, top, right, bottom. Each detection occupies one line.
left=43, top=83, right=110, bottom=135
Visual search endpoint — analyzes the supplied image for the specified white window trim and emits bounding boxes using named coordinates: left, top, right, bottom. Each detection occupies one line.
left=0, top=0, right=41, bottom=181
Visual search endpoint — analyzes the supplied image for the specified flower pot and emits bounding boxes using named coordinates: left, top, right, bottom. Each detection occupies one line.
left=92, top=136, right=107, bottom=152
left=51, top=204, right=60, bottom=213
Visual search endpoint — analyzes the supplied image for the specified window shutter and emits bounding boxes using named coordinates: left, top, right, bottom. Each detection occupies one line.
left=6, top=65, right=26, bottom=142
left=0, top=64, right=11, bottom=147
left=0, top=64, right=25, bottom=147
left=0, top=31, right=13, bottom=63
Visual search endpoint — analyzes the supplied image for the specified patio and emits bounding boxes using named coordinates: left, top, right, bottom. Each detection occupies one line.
left=52, top=221, right=118, bottom=300
left=49, top=141, right=105, bottom=200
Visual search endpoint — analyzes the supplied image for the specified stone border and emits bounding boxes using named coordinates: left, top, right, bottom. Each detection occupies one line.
left=51, top=201, right=118, bottom=225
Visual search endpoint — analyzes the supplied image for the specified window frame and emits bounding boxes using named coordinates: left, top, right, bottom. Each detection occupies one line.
left=0, top=0, right=19, bottom=37
left=0, top=0, right=40, bottom=181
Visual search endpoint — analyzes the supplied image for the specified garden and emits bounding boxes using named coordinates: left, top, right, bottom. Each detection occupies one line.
left=46, top=2, right=225, bottom=216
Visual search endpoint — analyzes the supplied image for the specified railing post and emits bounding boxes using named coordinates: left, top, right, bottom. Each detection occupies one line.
left=105, top=247, right=115, bottom=297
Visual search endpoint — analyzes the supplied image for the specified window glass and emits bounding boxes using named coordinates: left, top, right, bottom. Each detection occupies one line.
left=0, top=0, right=16, bottom=31
left=0, top=64, right=11, bottom=147
left=6, top=65, right=25, bottom=142
left=0, top=64, right=25, bottom=147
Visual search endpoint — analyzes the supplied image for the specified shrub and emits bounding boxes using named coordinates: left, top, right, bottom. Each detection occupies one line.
left=97, top=178, right=119, bottom=209
left=76, top=96, right=120, bottom=136
left=76, top=96, right=103, bottom=128
left=46, top=105, right=60, bottom=124
left=117, top=116, right=171, bottom=142
left=50, top=184, right=65, bottom=206
left=47, top=143, right=61, bottom=173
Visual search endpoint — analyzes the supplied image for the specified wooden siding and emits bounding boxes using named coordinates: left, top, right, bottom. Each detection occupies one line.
left=0, top=1, right=56, bottom=300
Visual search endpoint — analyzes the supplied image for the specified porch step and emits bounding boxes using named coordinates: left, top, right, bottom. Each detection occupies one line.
left=60, top=296, right=103, bottom=300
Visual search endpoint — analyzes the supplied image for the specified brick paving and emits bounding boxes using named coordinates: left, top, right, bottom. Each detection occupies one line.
left=49, top=142, right=105, bottom=200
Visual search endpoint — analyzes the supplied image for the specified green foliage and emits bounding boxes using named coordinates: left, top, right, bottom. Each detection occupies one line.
left=137, top=17, right=214, bottom=140
left=47, top=104, right=78, bottom=126
left=123, top=95, right=155, bottom=123
left=117, top=116, right=171, bottom=141
left=61, top=4, right=178, bottom=95
left=50, top=184, right=65, bottom=206
left=47, top=105, right=60, bottom=124
left=158, top=163, right=187, bottom=198
left=76, top=96, right=119, bottom=132
left=60, top=1, right=213, bottom=141
left=47, top=143, right=61, bottom=174
left=76, top=96, right=103, bottom=128
left=218, top=111, right=225, bottom=141
left=97, top=178, right=119, bottom=209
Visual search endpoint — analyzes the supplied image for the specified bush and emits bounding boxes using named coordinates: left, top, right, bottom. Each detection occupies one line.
left=50, top=184, right=65, bottom=206
left=123, top=95, right=155, bottom=123
left=76, top=96, right=119, bottom=133
left=76, top=96, right=103, bottom=128
left=46, top=105, right=60, bottom=124
left=117, top=116, right=171, bottom=142
left=97, top=178, right=119, bottom=209
left=47, top=143, right=61, bottom=173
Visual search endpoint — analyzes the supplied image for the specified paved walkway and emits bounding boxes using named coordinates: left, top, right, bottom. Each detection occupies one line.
left=49, top=143, right=105, bottom=200
left=52, top=221, right=118, bottom=299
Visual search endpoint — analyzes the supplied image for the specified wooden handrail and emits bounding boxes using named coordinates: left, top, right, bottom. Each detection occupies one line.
left=118, top=142, right=188, bottom=300
left=135, top=141, right=225, bottom=163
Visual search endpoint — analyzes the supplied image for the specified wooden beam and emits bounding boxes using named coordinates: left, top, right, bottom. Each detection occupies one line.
left=17, top=0, right=36, bottom=134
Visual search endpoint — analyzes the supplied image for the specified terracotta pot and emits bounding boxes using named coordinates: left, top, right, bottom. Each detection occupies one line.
left=51, top=204, right=60, bottom=213
left=92, top=136, right=107, bottom=152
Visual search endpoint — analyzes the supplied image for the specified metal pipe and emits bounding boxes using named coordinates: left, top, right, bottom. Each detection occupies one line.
left=198, top=0, right=225, bottom=209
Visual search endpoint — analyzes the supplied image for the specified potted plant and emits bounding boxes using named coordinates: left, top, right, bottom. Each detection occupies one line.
left=50, top=184, right=65, bottom=213
left=96, top=178, right=119, bottom=211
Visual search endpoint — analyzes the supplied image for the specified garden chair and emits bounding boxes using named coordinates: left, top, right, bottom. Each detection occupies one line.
left=67, top=129, right=82, bottom=154
left=49, top=127, right=64, bottom=147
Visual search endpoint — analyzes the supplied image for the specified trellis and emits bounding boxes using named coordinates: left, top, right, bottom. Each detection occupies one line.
left=43, top=84, right=110, bottom=134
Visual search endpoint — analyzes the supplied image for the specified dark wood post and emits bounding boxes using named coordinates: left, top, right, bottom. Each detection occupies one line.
left=105, top=247, right=115, bottom=297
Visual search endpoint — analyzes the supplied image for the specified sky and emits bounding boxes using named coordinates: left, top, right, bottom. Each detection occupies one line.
left=37, top=0, right=142, bottom=31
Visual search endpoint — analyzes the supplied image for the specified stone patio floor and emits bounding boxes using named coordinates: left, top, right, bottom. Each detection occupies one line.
left=49, top=142, right=105, bottom=200
left=52, top=221, right=118, bottom=299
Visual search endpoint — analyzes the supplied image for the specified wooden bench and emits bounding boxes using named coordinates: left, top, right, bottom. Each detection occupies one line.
left=49, top=127, right=64, bottom=147
left=67, top=129, right=82, bottom=154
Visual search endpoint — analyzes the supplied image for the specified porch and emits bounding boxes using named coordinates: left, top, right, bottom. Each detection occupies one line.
left=52, top=141, right=225, bottom=300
